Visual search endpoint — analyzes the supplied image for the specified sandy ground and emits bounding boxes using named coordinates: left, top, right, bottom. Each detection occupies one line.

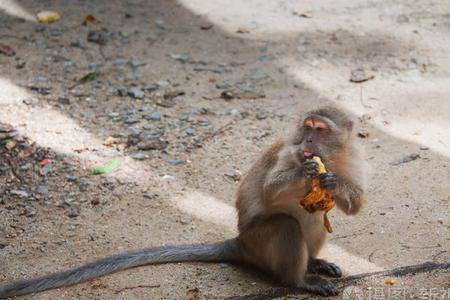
left=0, top=0, right=449, bottom=299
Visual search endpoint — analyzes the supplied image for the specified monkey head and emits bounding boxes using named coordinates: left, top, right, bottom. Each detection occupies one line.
left=293, top=107, right=354, bottom=162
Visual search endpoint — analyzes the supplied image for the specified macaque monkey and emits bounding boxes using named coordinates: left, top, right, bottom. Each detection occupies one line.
left=0, top=106, right=366, bottom=298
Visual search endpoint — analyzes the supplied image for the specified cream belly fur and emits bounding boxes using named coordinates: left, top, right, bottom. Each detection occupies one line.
left=268, top=184, right=327, bottom=258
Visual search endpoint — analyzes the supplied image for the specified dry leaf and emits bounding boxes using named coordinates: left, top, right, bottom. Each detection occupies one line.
left=236, top=28, right=250, bottom=34
left=103, top=136, right=120, bottom=146
left=384, top=278, right=395, bottom=286
left=5, top=140, right=16, bottom=150
left=358, top=129, right=369, bottom=138
left=36, top=11, right=61, bottom=24
left=83, top=15, right=97, bottom=26
left=200, top=24, right=213, bottom=30
left=293, top=11, right=313, bottom=18
left=0, top=43, right=15, bottom=56
left=73, top=145, right=88, bottom=153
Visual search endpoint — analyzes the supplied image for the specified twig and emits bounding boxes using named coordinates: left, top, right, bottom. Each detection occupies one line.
left=226, top=261, right=450, bottom=300
left=6, top=159, right=23, bottom=183
left=113, top=284, right=160, bottom=294
left=203, top=122, right=233, bottom=142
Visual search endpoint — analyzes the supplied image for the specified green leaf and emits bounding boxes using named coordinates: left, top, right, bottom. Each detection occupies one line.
left=0, top=139, right=12, bottom=146
left=78, top=72, right=97, bottom=83
left=92, top=159, right=120, bottom=175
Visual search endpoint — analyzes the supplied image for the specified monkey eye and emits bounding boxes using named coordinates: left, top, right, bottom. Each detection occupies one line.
left=316, top=127, right=325, bottom=132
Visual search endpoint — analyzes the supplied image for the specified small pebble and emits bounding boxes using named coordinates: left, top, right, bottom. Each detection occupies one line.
left=66, top=207, right=80, bottom=218
left=10, top=189, right=28, bottom=198
left=128, top=87, right=144, bottom=98
left=35, top=186, right=49, bottom=194
left=129, top=58, right=146, bottom=68
left=143, top=192, right=158, bottom=199
left=224, top=170, right=241, bottom=182
left=129, top=151, right=148, bottom=160
left=162, top=174, right=175, bottom=181
left=147, top=111, right=161, bottom=121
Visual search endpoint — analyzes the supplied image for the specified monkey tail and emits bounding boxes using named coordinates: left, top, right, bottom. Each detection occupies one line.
left=0, top=238, right=242, bottom=299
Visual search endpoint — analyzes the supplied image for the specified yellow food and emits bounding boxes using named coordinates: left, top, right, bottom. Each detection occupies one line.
left=314, top=156, right=326, bottom=174
left=36, top=11, right=61, bottom=24
left=299, top=156, right=336, bottom=233
left=384, top=278, right=395, bottom=286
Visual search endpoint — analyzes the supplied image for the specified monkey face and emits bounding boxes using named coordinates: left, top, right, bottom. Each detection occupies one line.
left=297, top=115, right=342, bottom=161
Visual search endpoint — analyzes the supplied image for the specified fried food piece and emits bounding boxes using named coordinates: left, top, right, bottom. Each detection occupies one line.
left=300, top=156, right=335, bottom=233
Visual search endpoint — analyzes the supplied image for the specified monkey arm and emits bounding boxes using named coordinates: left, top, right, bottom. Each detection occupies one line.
left=262, top=154, right=304, bottom=202
left=333, top=178, right=366, bottom=215
left=263, top=169, right=298, bottom=202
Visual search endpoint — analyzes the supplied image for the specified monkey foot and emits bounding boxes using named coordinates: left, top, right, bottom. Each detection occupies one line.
left=307, top=258, right=342, bottom=278
left=300, top=274, right=339, bottom=296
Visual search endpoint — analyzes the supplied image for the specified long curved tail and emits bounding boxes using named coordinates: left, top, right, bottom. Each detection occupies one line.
left=0, top=238, right=241, bottom=299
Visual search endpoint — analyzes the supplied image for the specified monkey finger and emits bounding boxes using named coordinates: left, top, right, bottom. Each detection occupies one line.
left=303, top=159, right=319, bottom=178
left=319, top=173, right=337, bottom=190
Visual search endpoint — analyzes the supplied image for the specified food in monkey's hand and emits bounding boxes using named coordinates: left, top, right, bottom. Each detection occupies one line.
left=300, top=156, right=335, bottom=233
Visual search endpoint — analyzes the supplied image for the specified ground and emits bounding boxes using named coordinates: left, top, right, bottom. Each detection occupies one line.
left=0, top=0, right=449, bottom=299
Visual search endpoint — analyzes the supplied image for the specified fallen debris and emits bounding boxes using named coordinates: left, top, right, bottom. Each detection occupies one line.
left=200, top=24, right=213, bottom=30
left=169, top=53, right=189, bottom=64
left=82, top=15, right=97, bottom=26
left=220, top=90, right=234, bottom=100
left=36, top=11, right=61, bottom=24
left=357, top=129, right=370, bottom=138
left=0, top=43, right=15, bottom=56
left=87, top=29, right=108, bottom=45
left=390, top=153, right=421, bottom=166
left=113, top=284, right=160, bottom=294
left=103, top=136, right=121, bottom=146
left=384, top=278, right=395, bottom=286
left=292, top=11, right=313, bottom=18
left=93, top=159, right=120, bottom=174
left=70, top=72, right=98, bottom=89
left=224, top=169, right=242, bottom=182
left=163, top=90, right=185, bottom=100
left=350, top=68, right=375, bottom=83
left=78, top=71, right=97, bottom=83
left=236, top=28, right=250, bottom=34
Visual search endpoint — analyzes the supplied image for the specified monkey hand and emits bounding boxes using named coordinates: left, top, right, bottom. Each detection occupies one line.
left=302, top=159, right=319, bottom=178
left=319, top=172, right=337, bottom=190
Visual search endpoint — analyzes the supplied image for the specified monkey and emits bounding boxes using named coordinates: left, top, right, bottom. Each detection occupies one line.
left=0, top=106, right=366, bottom=298
left=236, top=106, right=366, bottom=296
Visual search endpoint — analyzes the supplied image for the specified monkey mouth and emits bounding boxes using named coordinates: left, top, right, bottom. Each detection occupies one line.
left=303, top=151, right=313, bottom=158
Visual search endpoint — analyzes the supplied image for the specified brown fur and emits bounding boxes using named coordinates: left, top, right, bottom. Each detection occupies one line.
left=235, top=106, right=366, bottom=295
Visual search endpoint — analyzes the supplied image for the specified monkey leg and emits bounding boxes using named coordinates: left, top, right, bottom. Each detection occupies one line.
left=305, top=220, right=342, bottom=278
left=239, top=215, right=338, bottom=296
